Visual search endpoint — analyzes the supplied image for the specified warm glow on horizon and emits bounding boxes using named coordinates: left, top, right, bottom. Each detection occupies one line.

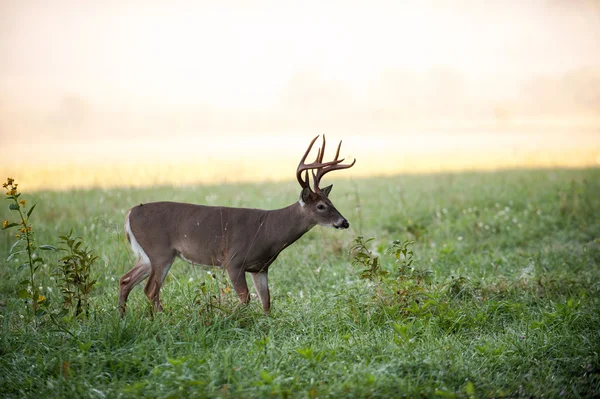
left=1, top=132, right=598, bottom=191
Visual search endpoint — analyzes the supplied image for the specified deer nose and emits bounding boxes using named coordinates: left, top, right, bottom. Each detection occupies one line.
left=335, top=219, right=350, bottom=229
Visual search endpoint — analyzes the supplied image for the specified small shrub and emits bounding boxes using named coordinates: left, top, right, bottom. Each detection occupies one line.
left=350, top=236, right=433, bottom=314
left=350, top=236, right=388, bottom=282
left=55, top=230, right=98, bottom=318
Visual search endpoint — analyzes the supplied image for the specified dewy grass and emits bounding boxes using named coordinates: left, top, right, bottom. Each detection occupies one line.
left=0, top=168, right=599, bottom=398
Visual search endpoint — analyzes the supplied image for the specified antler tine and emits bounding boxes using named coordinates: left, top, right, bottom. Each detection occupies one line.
left=297, top=135, right=345, bottom=189
left=313, top=139, right=356, bottom=192
left=297, top=135, right=320, bottom=188
left=317, top=135, right=326, bottom=163
left=333, top=139, right=341, bottom=161
left=300, top=135, right=319, bottom=165
left=314, top=158, right=356, bottom=191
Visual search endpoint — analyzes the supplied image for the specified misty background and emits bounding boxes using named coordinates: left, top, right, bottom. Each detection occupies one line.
left=1, top=0, right=599, bottom=189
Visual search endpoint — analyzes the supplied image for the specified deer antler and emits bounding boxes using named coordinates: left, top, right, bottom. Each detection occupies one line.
left=296, top=135, right=355, bottom=192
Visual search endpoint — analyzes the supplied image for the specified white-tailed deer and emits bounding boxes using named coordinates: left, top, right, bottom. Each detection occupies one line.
left=118, top=135, right=355, bottom=316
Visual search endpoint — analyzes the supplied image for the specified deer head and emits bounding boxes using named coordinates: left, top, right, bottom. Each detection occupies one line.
left=296, top=135, right=356, bottom=229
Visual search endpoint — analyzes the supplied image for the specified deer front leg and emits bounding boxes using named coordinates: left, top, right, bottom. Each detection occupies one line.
left=226, top=267, right=250, bottom=305
left=250, top=271, right=270, bottom=313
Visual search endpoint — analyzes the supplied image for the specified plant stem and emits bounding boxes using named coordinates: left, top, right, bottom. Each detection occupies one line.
left=15, top=200, right=36, bottom=312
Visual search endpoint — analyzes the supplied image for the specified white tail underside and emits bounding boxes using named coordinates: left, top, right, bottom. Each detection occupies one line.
left=124, top=210, right=150, bottom=265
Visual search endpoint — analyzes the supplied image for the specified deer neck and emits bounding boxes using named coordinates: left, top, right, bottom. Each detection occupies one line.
left=266, top=202, right=316, bottom=246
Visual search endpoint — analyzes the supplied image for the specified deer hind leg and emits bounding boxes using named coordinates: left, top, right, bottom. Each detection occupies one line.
left=118, top=260, right=151, bottom=317
left=250, top=271, right=270, bottom=313
left=144, top=256, right=175, bottom=314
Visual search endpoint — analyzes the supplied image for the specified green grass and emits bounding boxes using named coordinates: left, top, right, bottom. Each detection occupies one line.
left=1, top=168, right=599, bottom=398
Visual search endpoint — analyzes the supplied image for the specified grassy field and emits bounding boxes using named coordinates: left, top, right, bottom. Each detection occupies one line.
left=1, top=168, right=599, bottom=398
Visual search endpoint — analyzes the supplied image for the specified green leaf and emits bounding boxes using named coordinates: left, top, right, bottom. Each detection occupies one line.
left=39, top=244, right=57, bottom=251
left=167, top=357, right=187, bottom=367
left=26, top=203, right=37, bottom=218
left=78, top=341, right=92, bottom=352
left=393, top=323, right=410, bottom=338
left=17, top=289, right=30, bottom=298
left=434, top=390, right=458, bottom=398
left=260, top=370, right=274, bottom=384
left=296, top=348, right=314, bottom=360
left=8, top=203, right=19, bottom=210
left=7, top=250, right=25, bottom=262
left=87, top=280, right=97, bottom=291
left=9, top=239, right=22, bottom=254
left=2, top=222, right=19, bottom=229
left=465, top=381, right=475, bottom=397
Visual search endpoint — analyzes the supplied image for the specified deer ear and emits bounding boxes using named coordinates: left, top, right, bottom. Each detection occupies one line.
left=300, top=187, right=312, bottom=205
left=321, top=184, right=333, bottom=197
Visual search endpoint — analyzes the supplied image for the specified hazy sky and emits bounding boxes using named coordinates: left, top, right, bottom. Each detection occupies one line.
left=1, top=1, right=599, bottom=148
left=1, top=0, right=598, bottom=111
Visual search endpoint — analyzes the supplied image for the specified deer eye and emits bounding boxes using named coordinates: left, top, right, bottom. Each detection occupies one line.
left=317, top=204, right=326, bottom=211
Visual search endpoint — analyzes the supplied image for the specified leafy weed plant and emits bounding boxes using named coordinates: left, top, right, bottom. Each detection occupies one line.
left=2, top=178, right=55, bottom=314
left=55, top=230, right=98, bottom=318
left=350, top=236, right=389, bottom=282
left=351, top=236, right=435, bottom=316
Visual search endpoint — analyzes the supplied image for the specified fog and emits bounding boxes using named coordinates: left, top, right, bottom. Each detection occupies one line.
left=1, top=0, right=598, bottom=188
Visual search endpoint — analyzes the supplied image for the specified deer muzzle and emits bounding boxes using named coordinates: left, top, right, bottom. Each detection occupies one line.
left=334, top=218, right=350, bottom=229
